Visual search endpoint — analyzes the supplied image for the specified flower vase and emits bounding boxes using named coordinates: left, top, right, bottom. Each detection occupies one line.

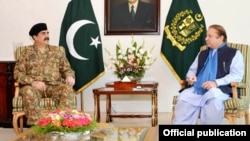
left=45, top=131, right=60, bottom=141
left=127, top=76, right=142, bottom=82
left=61, top=132, right=82, bottom=141
left=60, top=131, right=90, bottom=141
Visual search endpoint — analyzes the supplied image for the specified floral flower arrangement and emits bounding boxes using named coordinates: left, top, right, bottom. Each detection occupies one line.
left=105, top=37, right=156, bottom=80
left=32, top=109, right=96, bottom=134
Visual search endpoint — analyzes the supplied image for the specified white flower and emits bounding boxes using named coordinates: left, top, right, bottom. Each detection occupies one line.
left=105, top=37, right=156, bottom=80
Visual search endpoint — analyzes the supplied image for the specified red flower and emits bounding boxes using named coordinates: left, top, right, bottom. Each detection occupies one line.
left=33, top=109, right=96, bottom=133
left=62, top=118, right=71, bottom=127
left=80, top=118, right=92, bottom=126
left=69, top=120, right=78, bottom=128
left=38, top=117, right=52, bottom=126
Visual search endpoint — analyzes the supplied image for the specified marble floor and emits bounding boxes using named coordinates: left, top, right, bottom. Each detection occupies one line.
left=2, top=112, right=247, bottom=141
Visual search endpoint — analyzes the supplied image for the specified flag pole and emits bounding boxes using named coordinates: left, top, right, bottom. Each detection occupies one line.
left=81, top=91, right=84, bottom=111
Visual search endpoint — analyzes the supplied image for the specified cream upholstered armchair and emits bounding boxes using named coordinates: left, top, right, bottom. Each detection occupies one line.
left=12, top=46, right=77, bottom=135
left=172, top=43, right=250, bottom=124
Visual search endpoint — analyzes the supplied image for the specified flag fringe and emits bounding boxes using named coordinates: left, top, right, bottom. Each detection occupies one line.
left=160, top=52, right=181, bottom=82
left=74, top=71, right=105, bottom=94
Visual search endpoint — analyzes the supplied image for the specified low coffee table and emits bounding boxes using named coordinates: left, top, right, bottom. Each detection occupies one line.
left=9, top=124, right=158, bottom=141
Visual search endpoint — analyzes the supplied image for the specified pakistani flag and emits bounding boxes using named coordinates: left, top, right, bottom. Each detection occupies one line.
left=161, top=0, right=206, bottom=81
left=59, top=0, right=104, bottom=93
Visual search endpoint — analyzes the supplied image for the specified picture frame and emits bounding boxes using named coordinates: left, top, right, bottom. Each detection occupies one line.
left=104, top=0, right=160, bottom=35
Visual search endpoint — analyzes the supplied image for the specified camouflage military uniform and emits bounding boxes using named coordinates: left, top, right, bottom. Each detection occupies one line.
left=13, top=45, right=75, bottom=125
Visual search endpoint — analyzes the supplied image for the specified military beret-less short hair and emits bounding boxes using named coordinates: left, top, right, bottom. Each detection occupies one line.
left=29, top=23, right=47, bottom=36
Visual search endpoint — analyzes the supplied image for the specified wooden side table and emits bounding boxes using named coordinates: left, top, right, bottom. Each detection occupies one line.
left=105, top=81, right=158, bottom=123
left=93, top=87, right=158, bottom=126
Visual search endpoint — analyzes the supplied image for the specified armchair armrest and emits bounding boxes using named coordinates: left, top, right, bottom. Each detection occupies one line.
left=179, top=80, right=246, bottom=99
left=179, top=80, right=188, bottom=89
left=14, top=82, right=20, bottom=98
left=231, top=82, right=248, bottom=99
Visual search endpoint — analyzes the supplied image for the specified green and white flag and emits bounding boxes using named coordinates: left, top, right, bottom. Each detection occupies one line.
left=59, top=0, right=104, bottom=93
left=161, top=0, right=206, bottom=81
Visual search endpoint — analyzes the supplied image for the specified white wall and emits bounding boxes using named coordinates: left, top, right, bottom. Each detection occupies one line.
left=0, top=0, right=249, bottom=113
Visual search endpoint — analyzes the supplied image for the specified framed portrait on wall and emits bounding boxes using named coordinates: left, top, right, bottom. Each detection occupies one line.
left=104, top=0, right=160, bottom=35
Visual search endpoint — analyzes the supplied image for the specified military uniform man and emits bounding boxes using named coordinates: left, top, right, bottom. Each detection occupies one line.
left=14, top=23, right=75, bottom=125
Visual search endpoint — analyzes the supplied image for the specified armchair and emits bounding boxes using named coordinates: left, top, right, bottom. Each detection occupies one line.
left=12, top=46, right=77, bottom=135
left=172, top=43, right=250, bottom=124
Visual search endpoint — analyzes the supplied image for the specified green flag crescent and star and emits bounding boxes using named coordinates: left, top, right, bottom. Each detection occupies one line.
left=160, top=0, right=207, bottom=81
left=59, top=0, right=104, bottom=93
